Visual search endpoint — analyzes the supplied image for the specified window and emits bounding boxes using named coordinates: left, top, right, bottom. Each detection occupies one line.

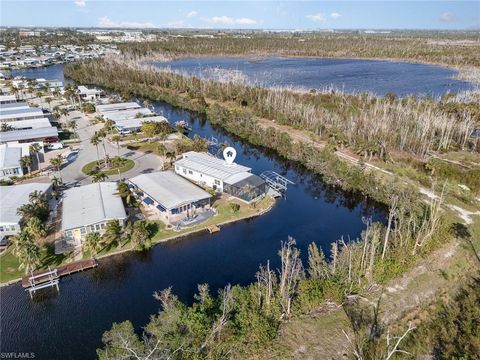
left=175, top=166, right=179, bottom=171
left=65, top=230, right=73, bottom=239
left=0, top=226, right=4, bottom=232
left=95, top=224, right=101, bottom=231
left=188, top=170, right=193, bottom=175
left=214, top=179, right=221, bottom=185
left=100, top=223, right=105, bottom=229
left=80, top=227, right=86, bottom=235
left=183, top=168, right=187, bottom=174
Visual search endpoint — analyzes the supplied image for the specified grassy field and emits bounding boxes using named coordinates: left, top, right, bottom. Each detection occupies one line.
left=126, top=142, right=165, bottom=156
left=81, top=158, right=135, bottom=176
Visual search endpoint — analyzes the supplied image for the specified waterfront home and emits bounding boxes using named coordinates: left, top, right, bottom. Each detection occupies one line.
left=95, top=102, right=141, bottom=113
left=100, top=108, right=153, bottom=122
left=77, top=86, right=102, bottom=102
left=128, top=171, right=212, bottom=225
left=174, top=151, right=267, bottom=202
left=114, top=115, right=168, bottom=134
left=61, top=182, right=127, bottom=246
left=0, top=144, right=24, bottom=180
left=0, top=182, right=51, bottom=239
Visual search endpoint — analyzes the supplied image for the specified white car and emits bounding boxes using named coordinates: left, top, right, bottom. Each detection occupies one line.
left=46, top=142, right=64, bottom=150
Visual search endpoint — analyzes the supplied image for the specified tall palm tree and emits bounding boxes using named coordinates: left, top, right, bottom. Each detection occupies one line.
left=29, top=143, right=42, bottom=168
left=90, top=134, right=101, bottom=166
left=49, top=155, right=63, bottom=183
left=83, top=232, right=102, bottom=257
left=24, top=217, right=47, bottom=243
left=102, top=220, right=121, bottom=247
left=92, top=172, right=108, bottom=183
left=20, top=155, right=32, bottom=174
left=11, top=230, right=41, bottom=274
left=68, top=120, right=78, bottom=139
left=97, top=129, right=109, bottom=168
left=112, top=134, right=121, bottom=157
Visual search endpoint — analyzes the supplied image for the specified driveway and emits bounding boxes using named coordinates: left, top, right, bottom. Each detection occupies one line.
left=59, top=110, right=163, bottom=185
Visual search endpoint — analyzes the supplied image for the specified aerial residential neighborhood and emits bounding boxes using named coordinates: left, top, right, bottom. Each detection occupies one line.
left=1, top=1, right=479, bottom=359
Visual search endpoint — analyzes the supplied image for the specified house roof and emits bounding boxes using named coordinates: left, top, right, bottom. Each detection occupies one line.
left=96, top=102, right=140, bottom=113
left=0, top=182, right=51, bottom=225
left=6, top=117, right=52, bottom=130
left=102, top=108, right=153, bottom=122
left=77, top=86, right=101, bottom=95
left=0, top=144, right=22, bottom=169
left=0, top=107, right=44, bottom=121
left=0, top=126, right=58, bottom=143
left=61, top=182, right=127, bottom=231
left=128, top=171, right=211, bottom=210
left=0, top=102, right=30, bottom=111
left=114, top=115, right=168, bottom=129
left=175, top=151, right=251, bottom=181
left=224, top=172, right=265, bottom=188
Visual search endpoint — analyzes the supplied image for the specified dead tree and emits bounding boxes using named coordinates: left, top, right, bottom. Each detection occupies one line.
left=278, top=236, right=304, bottom=317
left=382, top=195, right=399, bottom=261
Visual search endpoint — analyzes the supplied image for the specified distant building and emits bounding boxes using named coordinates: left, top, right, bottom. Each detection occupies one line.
left=0, top=95, right=17, bottom=104
left=0, top=182, right=52, bottom=239
left=100, top=108, right=153, bottom=122
left=114, top=115, right=168, bottom=134
left=95, top=102, right=141, bottom=113
left=77, top=86, right=102, bottom=102
left=128, top=171, right=212, bottom=225
left=175, top=151, right=267, bottom=202
left=0, top=144, right=24, bottom=180
left=61, top=182, right=127, bottom=246
left=0, top=107, right=45, bottom=123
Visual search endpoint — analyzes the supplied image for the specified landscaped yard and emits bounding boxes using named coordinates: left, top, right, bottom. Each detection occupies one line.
left=0, top=245, right=68, bottom=284
left=81, top=157, right=135, bottom=176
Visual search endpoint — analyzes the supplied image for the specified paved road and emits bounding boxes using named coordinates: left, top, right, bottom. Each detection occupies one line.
left=59, top=110, right=163, bottom=185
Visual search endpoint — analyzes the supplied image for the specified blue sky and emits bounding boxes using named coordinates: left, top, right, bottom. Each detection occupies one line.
left=1, top=1, right=479, bottom=30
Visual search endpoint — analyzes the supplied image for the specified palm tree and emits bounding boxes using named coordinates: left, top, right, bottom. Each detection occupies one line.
left=90, top=134, right=101, bottom=166
left=130, top=220, right=151, bottom=250
left=11, top=230, right=41, bottom=274
left=92, top=172, right=108, bottom=183
left=103, top=119, right=115, bottom=134
left=97, top=129, right=109, bottom=167
left=112, top=134, right=122, bottom=157
left=83, top=232, right=102, bottom=257
left=117, top=181, right=136, bottom=206
left=61, top=107, right=69, bottom=122
left=102, top=220, right=121, bottom=247
left=24, top=217, right=48, bottom=243
left=20, top=155, right=32, bottom=174
left=68, top=120, right=78, bottom=139
left=1, top=123, right=13, bottom=132
left=49, top=155, right=63, bottom=183
left=29, top=143, right=42, bottom=168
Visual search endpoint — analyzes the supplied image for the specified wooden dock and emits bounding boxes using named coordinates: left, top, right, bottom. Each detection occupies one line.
left=22, top=258, right=98, bottom=289
left=207, top=225, right=220, bottom=234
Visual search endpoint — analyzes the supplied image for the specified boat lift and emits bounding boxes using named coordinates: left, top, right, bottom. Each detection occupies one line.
left=25, top=267, right=59, bottom=298
left=260, top=170, right=294, bottom=197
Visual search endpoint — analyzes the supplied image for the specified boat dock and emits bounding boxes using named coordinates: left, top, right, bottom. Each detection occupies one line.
left=22, top=259, right=98, bottom=296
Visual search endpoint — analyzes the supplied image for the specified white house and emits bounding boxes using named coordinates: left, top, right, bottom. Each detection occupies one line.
left=77, top=86, right=102, bottom=102
left=0, top=107, right=45, bottom=123
left=61, top=182, right=127, bottom=246
left=96, top=102, right=141, bottom=113
left=174, top=151, right=267, bottom=202
left=0, top=182, right=51, bottom=239
left=114, top=115, right=168, bottom=134
left=128, top=171, right=212, bottom=225
left=0, top=144, right=24, bottom=180
left=0, top=95, right=17, bottom=104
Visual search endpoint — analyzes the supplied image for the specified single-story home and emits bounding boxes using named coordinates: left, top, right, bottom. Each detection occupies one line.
left=0, top=126, right=58, bottom=144
left=77, top=86, right=102, bottom=102
left=114, top=115, right=168, bottom=134
left=0, top=182, right=52, bottom=238
left=174, top=151, right=267, bottom=202
left=4, top=117, right=52, bottom=130
left=95, top=102, right=141, bottom=113
left=101, top=108, right=153, bottom=122
left=128, top=171, right=212, bottom=225
left=0, top=107, right=45, bottom=123
left=61, top=182, right=127, bottom=246
left=0, top=95, right=17, bottom=104
left=0, top=144, right=24, bottom=180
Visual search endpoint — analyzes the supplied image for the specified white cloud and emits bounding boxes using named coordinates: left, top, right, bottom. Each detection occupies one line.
left=202, top=16, right=257, bottom=25
left=306, top=13, right=327, bottom=23
left=330, top=12, right=341, bottom=20
left=74, top=0, right=86, bottom=7
left=186, top=11, right=198, bottom=18
left=98, top=16, right=156, bottom=28
left=165, top=20, right=188, bottom=28
left=439, top=12, right=457, bottom=23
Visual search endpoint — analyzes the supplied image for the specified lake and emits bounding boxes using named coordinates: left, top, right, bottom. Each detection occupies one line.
left=152, top=56, right=474, bottom=97
left=1, top=61, right=395, bottom=359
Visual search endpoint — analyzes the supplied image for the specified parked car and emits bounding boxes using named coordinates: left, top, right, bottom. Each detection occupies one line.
left=46, top=142, right=64, bottom=150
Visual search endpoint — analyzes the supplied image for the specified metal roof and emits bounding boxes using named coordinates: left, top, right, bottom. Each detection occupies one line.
left=175, top=151, right=251, bottom=181
left=0, top=144, right=22, bottom=169
left=0, top=126, right=58, bottom=143
left=96, top=102, right=140, bottom=113
left=114, top=115, right=168, bottom=129
left=77, top=86, right=101, bottom=95
left=0, top=182, right=51, bottom=225
left=128, top=171, right=212, bottom=210
left=6, top=117, right=52, bottom=130
left=0, top=95, right=17, bottom=103
left=0, top=107, right=44, bottom=121
left=102, top=108, right=153, bottom=122
left=61, top=182, right=127, bottom=231
left=0, top=102, right=29, bottom=110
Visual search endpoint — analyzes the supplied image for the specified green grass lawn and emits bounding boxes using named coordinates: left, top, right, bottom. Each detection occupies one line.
left=0, top=245, right=68, bottom=284
left=81, top=158, right=135, bottom=176
left=151, top=196, right=275, bottom=243
left=126, top=142, right=165, bottom=156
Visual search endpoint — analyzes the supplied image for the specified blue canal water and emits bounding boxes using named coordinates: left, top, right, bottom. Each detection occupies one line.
left=153, top=57, right=475, bottom=97
left=1, top=58, right=465, bottom=359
